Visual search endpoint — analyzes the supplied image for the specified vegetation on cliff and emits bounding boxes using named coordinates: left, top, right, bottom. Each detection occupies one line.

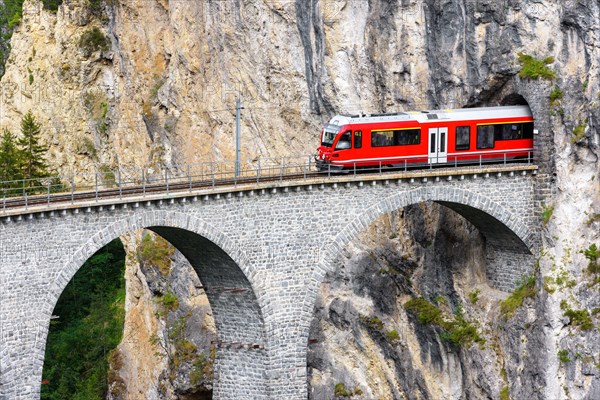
left=41, top=239, right=126, bottom=400
left=0, top=111, right=54, bottom=192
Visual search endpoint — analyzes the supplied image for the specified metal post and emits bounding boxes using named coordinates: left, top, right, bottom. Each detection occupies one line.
left=188, top=164, right=192, bottom=192
left=479, top=154, right=482, bottom=167
left=504, top=153, right=506, bottom=165
left=118, top=169, right=122, bottom=199
left=280, top=158, right=285, bottom=181
left=71, top=174, right=74, bottom=204
left=257, top=159, right=261, bottom=184
left=47, top=182, right=51, bottom=206
left=95, top=171, right=98, bottom=202
left=379, top=161, right=382, bottom=174
left=165, top=169, right=169, bottom=194
left=142, top=169, right=146, bottom=197
left=354, top=162, right=356, bottom=176
left=405, top=159, right=407, bottom=172
left=211, top=163, right=215, bottom=189
left=235, top=97, right=243, bottom=178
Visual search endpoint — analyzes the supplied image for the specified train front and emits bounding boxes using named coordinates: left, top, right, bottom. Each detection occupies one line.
left=315, top=115, right=349, bottom=171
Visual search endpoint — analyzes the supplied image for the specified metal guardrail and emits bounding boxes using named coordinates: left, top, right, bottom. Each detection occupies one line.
left=1, top=151, right=534, bottom=214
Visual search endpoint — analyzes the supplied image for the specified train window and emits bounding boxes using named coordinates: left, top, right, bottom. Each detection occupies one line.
left=321, top=130, right=336, bottom=147
left=523, top=122, right=534, bottom=139
left=354, top=131, right=362, bottom=148
left=335, top=131, right=351, bottom=150
left=456, top=126, right=470, bottom=150
left=493, top=122, right=534, bottom=140
left=477, top=125, right=495, bottom=149
left=372, top=128, right=421, bottom=147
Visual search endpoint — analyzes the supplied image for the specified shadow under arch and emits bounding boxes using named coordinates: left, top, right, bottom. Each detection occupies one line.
left=303, top=186, right=534, bottom=332
left=41, top=210, right=268, bottom=398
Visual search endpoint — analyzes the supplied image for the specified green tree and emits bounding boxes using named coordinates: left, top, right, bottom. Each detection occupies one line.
left=0, top=129, right=21, bottom=182
left=17, top=111, right=49, bottom=185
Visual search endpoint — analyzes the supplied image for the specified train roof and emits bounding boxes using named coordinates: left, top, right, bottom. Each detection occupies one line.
left=326, top=105, right=533, bottom=129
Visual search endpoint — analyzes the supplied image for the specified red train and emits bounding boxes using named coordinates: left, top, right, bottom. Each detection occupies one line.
left=315, top=105, right=534, bottom=171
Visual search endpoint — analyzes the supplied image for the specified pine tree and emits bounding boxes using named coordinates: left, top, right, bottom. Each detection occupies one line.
left=17, top=111, right=49, bottom=185
left=0, top=129, right=21, bottom=183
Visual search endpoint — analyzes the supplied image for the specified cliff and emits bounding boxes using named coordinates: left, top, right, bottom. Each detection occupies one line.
left=1, top=0, right=598, bottom=399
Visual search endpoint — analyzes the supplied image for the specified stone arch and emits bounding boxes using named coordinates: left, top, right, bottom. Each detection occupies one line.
left=39, top=210, right=268, bottom=399
left=303, top=186, right=534, bottom=329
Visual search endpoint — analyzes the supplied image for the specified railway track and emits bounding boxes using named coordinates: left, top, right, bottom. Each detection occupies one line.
left=1, top=171, right=321, bottom=212
left=1, top=160, right=538, bottom=215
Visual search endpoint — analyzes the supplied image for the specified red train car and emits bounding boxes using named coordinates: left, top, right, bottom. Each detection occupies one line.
left=315, top=105, right=534, bottom=171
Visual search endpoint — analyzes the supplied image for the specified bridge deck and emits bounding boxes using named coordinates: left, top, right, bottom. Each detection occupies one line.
left=1, top=164, right=537, bottom=218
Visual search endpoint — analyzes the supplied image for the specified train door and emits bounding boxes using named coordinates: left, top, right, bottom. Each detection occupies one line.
left=428, top=127, right=448, bottom=164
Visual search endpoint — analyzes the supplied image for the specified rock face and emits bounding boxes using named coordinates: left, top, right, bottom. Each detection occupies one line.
left=1, top=0, right=599, bottom=399
left=108, top=232, right=215, bottom=400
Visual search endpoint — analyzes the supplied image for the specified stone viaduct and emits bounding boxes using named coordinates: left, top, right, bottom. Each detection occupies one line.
left=0, top=165, right=539, bottom=399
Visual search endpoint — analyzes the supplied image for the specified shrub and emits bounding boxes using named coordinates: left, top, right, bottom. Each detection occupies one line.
left=571, top=123, right=587, bottom=143
left=386, top=329, right=400, bottom=342
left=469, top=289, right=481, bottom=304
left=562, top=308, right=594, bottom=330
left=79, top=27, right=109, bottom=56
left=500, top=385, right=510, bottom=400
left=364, top=316, right=384, bottom=331
left=404, top=297, right=442, bottom=324
left=405, top=297, right=485, bottom=348
left=157, top=291, right=179, bottom=313
left=549, top=86, right=563, bottom=107
left=500, top=275, right=536, bottom=318
left=582, top=244, right=599, bottom=273
left=334, top=383, right=350, bottom=397
left=541, top=204, right=554, bottom=226
left=517, top=52, right=556, bottom=80
left=558, top=349, right=571, bottom=363
left=138, top=233, right=175, bottom=275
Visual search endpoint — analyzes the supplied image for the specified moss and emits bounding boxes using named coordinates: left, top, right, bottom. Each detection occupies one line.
left=500, top=275, right=536, bottom=319
left=190, top=346, right=215, bottom=386
left=138, top=233, right=175, bottom=275
left=517, top=52, right=556, bottom=80
left=585, top=213, right=600, bottom=225
left=571, top=122, right=587, bottom=143
left=500, top=367, right=508, bottom=382
left=500, top=385, right=510, bottom=400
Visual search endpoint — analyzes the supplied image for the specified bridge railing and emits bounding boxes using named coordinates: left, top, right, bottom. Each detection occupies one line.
left=1, top=150, right=534, bottom=212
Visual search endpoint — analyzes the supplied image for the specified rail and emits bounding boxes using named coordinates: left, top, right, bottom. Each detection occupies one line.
left=1, top=150, right=535, bottom=215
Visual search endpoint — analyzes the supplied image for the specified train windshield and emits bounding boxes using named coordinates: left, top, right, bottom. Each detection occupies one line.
left=321, top=124, right=341, bottom=147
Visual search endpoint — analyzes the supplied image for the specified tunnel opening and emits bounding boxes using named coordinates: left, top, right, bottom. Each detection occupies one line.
left=500, top=93, right=529, bottom=106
